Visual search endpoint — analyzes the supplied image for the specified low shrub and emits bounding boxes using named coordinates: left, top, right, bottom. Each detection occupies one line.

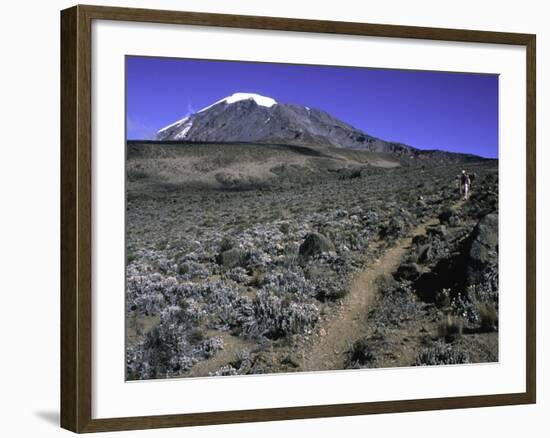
left=346, top=338, right=376, bottom=368
left=219, top=236, right=236, bottom=252
left=238, top=289, right=319, bottom=339
left=126, top=304, right=224, bottom=380
left=415, top=341, right=470, bottom=366
left=439, top=314, right=463, bottom=343
left=478, top=303, right=498, bottom=332
left=316, top=287, right=348, bottom=302
left=279, top=222, right=291, bottom=235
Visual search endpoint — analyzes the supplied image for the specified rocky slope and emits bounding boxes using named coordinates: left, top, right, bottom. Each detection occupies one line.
left=156, top=92, right=414, bottom=153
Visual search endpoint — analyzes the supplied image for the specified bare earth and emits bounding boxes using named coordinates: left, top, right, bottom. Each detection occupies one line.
left=302, top=217, right=439, bottom=371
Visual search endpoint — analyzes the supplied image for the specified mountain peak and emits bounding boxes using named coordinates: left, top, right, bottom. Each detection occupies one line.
left=155, top=93, right=413, bottom=154
left=198, top=92, right=277, bottom=113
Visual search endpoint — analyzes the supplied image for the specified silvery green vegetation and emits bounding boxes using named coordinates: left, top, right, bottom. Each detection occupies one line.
left=125, top=95, right=498, bottom=380
left=125, top=146, right=498, bottom=379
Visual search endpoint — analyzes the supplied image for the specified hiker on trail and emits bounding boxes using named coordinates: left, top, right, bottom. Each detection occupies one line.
left=460, top=170, right=471, bottom=200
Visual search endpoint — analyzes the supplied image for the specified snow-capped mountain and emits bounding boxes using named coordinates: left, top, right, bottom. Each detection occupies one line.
left=156, top=92, right=413, bottom=153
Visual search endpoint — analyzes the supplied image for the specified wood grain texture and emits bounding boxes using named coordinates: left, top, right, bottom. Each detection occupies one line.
left=60, top=4, right=537, bottom=433
left=78, top=3, right=534, bottom=44
left=525, top=34, right=536, bottom=404
left=60, top=5, right=78, bottom=432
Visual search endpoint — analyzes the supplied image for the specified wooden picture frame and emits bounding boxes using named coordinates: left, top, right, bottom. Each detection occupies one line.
left=61, top=4, right=536, bottom=433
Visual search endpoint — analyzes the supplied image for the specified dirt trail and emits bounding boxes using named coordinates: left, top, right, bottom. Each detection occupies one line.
left=301, top=215, right=444, bottom=372
left=191, top=200, right=466, bottom=376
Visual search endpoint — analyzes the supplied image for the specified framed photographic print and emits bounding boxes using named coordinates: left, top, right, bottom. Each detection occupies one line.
left=60, top=4, right=536, bottom=433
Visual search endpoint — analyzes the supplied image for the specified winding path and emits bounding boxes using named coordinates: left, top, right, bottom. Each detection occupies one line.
left=300, top=216, right=442, bottom=372
left=187, top=200, right=465, bottom=376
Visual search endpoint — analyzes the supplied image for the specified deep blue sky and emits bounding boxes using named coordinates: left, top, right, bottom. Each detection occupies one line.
left=126, top=56, right=498, bottom=158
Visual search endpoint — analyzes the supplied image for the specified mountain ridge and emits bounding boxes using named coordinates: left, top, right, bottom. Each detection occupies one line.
left=156, top=92, right=415, bottom=154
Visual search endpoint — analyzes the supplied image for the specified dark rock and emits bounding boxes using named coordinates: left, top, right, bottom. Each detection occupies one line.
left=412, top=234, right=428, bottom=246
left=427, top=224, right=448, bottom=239
left=299, top=232, right=335, bottom=259
left=466, top=213, right=498, bottom=284
left=417, top=244, right=433, bottom=264
left=393, top=263, right=421, bottom=281
left=438, top=207, right=456, bottom=224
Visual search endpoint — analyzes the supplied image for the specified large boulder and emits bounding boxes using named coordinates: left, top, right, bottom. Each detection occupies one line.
left=466, top=213, right=498, bottom=284
left=438, top=207, right=456, bottom=224
left=299, top=232, right=335, bottom=260
left=412, top=234, right=429, bottom=246
left=416, top=244, right=433, bottom=264
left=393, top=263, right=422, bottom=281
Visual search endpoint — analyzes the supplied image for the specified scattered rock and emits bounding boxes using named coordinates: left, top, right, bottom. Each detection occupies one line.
left=299, top=232, right=335, bottom=260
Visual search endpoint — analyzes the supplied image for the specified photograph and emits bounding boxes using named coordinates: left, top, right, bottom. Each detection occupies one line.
left=124, top=56, right=499, bottom=381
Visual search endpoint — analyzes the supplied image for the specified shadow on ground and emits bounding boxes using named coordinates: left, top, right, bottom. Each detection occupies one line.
left=34, top=410, right=59, bottom=427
